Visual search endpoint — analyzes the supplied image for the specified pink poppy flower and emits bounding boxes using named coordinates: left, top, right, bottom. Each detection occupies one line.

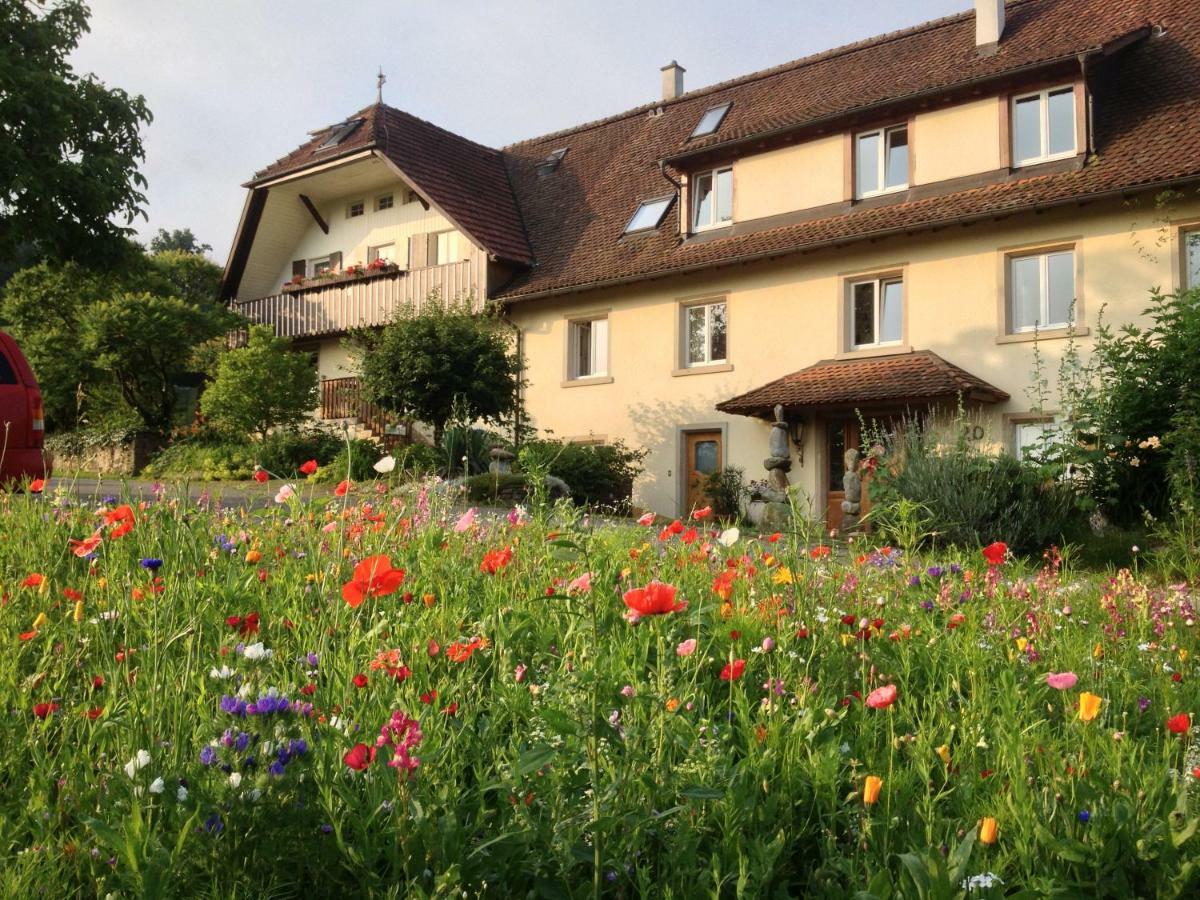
left=1046, top=672, right=1078, bottom=690
left=865, top=684, right=898, bottom=709
left=453, top=508, right=477, bottom=533
left=676, top=638, right=698, bottom=657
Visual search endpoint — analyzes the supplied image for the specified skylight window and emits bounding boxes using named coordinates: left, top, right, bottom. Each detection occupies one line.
left=316, top=118, right=364, bottom=151
left=690, top=102, right=731, bottom=140
left=536, top=147, right=569, bottom=176
left=623, top=196, right=674, bottom=235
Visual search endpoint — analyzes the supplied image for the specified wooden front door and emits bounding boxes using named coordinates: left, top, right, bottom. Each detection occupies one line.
left=825, top=420, right=864, bottom=534
left=685, top=431, right=722, bottom=515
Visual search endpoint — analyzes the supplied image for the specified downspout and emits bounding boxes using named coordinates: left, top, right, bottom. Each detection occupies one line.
left=659, top=161, right=684, bottom=235
left=1078, top=52, right=1095, bottom=161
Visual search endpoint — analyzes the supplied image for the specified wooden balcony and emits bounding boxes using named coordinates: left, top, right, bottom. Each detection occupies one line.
left=232, top=259, right=481, bottom=339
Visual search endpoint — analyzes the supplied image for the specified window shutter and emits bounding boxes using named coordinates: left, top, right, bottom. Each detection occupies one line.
left=409, top=233, right=428, bottom=268
left=427, top=233, right=441, bottom=266
left=367, top=246, right=378, bottom=264
left=292, top=259, right=306, bottom=278
left=592, top=319, right=609, bottom=376
left=328, top=251, right=342, bottom=272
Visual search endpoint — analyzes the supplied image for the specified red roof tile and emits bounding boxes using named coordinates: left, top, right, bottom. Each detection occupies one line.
left=715, top=351, right=1010, bottom=418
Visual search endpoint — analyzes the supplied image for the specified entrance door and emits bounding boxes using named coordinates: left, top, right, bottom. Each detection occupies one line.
left=825, top=420, right=864, bottom=533
left=685, top=431, right=722, bottom=515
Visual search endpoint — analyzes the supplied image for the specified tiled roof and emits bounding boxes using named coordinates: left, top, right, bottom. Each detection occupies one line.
left=715, top=351, right=1011, bottom=418
left=247, top=104, right=533, bottom=266
left=496, top=0, right=1198, bottom=301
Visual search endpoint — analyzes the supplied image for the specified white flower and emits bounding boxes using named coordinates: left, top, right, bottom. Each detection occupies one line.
left=962, top=872, right=1003, bottom=891
left=148, top=777, right=165, bottom=795
left=124, top=749, right=152, bottom=778
left=228, top=772, right=242, bottom=788
left=248, top=789, right=262, bottom=802
left=241, top=642, right=273, bottom=662
left=176, top=786, right=188, bottom=802
left=717, top=527, right=740, bottom=547
left=209, top=665, right=235, bottom=679
left=373, top=455, right=396, bottom=474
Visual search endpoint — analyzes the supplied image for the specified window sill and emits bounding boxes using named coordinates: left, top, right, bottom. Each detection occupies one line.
left=561, top=375, right=614, bottom=388
left=671, top=362, right=733, bottom=377
left=835, top=344, right=912, bottom=360
left=995, top=326, right=1088, bottom=345
left=857, top=185, right=908, bottom=201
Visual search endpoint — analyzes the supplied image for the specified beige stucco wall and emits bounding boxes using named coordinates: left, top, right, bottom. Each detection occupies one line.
left=507, top=194, right=1200, bottom=517
left=734, top=136, right=844, bottom=220
left=912, top=97, right=1002, bottom=184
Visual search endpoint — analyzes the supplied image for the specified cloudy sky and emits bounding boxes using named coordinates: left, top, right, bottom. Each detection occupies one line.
left=70, top=0, right=966, bottom=264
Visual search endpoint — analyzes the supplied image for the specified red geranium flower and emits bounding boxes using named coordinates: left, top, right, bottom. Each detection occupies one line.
left=720, top=659, right=746, bottom=681
left=343, top=743, right=375, bottom=770
left=300, top=459, right=318, bottom=475
left=865, top=684, right=898, bottom=709
left=982, top=541, right=1008, bottom=566
left=341, top=555, right=406, bottom=607
left=1168, top=712, right=1191, bottom=734
left=622, top=581, right=687, bottom=620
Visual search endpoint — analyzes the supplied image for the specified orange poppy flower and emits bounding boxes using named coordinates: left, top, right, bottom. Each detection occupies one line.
left=341, top=555, right=406, bottom=607
left=863, top=775, right=883, bottom=805
left=1078, top=692, right=1103, bottom=722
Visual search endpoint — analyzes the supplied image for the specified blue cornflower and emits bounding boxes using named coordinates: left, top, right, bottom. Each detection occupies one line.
left=1078, top=810, right=1090, bottom=823
left=234, top=731, right=250, bottom=751
left=199, top=746, right=216, bottom=766
left=203, top=814, right=224, bottom=835
left=140, top=558, right=163, bottom=571
left=927, top=566, right=944, bottom=578
left=319, top=824, right=333, bottom=834
left=268, top=760, right=286, bottom=777
left=908, top=575, right=921, bottom=587
left=949, top=563, right=963, bottom=575
left=306, top=652, right=319, bottom=668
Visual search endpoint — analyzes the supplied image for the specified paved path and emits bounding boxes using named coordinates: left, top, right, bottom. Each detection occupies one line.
left=50, top=476, right=285, bottom=509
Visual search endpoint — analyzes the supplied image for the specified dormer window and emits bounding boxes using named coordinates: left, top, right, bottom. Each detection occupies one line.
left=1012, top=86, right=1076, bottom=167
left=691, top=167, right=732, bottom=232
left=346, top=201, right=364, bottom=218
left=855, top=124, right=908, bottom=198
left=690, top=102, right=731, bottom=140
left=315, top=118, right=363, bottom=151
left=536, top=148, right=569, bottom=176
left=623, top=196, right=674, bottom=235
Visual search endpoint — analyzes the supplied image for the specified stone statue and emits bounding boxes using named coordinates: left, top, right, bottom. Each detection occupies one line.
left=841, top=448, right=862, bottom=530
left=763, top=404, right=792, bottom=494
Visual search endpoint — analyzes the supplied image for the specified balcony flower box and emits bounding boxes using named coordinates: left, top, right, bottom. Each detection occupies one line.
left=282, top=261, right=401, bottom=294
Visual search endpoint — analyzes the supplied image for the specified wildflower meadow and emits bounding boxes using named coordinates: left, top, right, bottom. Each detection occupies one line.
left=3, top=470, right=1200, bottom=898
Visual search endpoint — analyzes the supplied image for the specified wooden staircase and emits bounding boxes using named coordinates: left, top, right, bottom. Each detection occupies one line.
left=319, top=377, right=413, bottom=448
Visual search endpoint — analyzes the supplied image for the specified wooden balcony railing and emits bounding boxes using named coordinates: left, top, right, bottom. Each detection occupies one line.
left=319, top=377, right=412, bottom=446
left=233, top=259, right=481, bottom=340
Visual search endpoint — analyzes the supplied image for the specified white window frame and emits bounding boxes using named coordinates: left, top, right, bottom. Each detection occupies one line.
left=683, top=300, right=728, bottom=368
left=375, top=193, right=394, bottom=211
left=1183, top=228, right=1200, bottom=291
left=623, top=196, right=673, bottom=234
left=567, top=316, right=609, bottom=380
left=855, top=124, right=908, bottom=198
left=690, top=102, right=732, bottom=140
left=309, top=255, right=333, bottom=276
left=1013, top=416, right=1066, bottom=462
left=848, top=276, right=904, bottom=349
left=368, top=243, right=396, bottom=265
left=691, top=166, right=733, bottom=232
left=1007, top=249, right=1075, bottom=333
left=346, top=200, right=365, bottom=218
left=1011, top=85, right=1077, bottom=167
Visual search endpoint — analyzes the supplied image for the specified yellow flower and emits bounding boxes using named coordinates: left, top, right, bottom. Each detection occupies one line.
left=73, top=600, right=85, bottom=624
left=719, top=602, right=734, bottom=619
left=32, top=612, right=48, bottom=630
left=1181, top=649, right=1190, bottom=663
left=97, top=577, right=107, bottom=590
left=979, top=816, right=999, bottom=844
left=862, top=775, right=883, bottom=805
left=772, top=567, right=793, bottom=585
left=1093, top=642, right=1104, bottom=660
left=1078, top=692, right=1103, bottom=722
left=936, top=744, right=951, bottom=766
left=1015, top=637, right=1028, bottom=652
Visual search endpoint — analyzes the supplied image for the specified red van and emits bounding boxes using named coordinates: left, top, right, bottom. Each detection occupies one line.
left=0, top=330, right=49, bottom=485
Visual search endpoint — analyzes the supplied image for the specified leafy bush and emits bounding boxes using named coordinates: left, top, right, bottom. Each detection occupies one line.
left=517, top=439, right=646, bottom=512
left=200, top=326, right=318, bottom=439
left=310, top=438, right=383, bottom=484
left=870, top=417, right=1085, bottom=555
left=144, top=427, right=356, bottom=481
left=703, top=466, right=747, bottom=520
left=440, top=426, right=505, bottom=477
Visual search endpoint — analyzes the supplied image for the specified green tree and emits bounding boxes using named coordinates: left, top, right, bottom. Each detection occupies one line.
left=350, top=300, right=521, bottom=444
left=0, top=1, right=151, bottom=267
left=201, top=325, right=318, bottom=440
left=83, top=293, right=241, bottom=431
left=148, top=228, right=212, bottom=256
left=143, top=249, right=223, bottom=306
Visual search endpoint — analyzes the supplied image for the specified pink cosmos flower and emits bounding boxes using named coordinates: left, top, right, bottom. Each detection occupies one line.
left=1046, top=672, right=1078, bottom=690
left=454, top=507, right=478, bottom=533
left=676, top=638, right=698, bottom=657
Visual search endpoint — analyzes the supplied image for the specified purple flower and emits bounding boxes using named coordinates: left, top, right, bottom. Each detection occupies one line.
left=1078, top=810, right=1090, bottom=823
left=921, top=600, right=935, bottom=611
left=908, top=575, right=922, bottom=587
left=1138, top=696, right=1151, bottom=712
left=927, top=566, right=944, bottom=578
left=140, top=558, right=163, bottom=571
left=199, top=746, right=216, bottom=766
left=949, top=563, right=962, bottom=575
left=234, top=731, right=250, bottom=751
left=306, top=652, right=319, bottom=668
left=203, top=813, right=224, bottom=835
left=268, top=760, right=286, bottom=777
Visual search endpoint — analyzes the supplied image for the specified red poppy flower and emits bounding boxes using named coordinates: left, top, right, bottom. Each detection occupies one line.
left=33, top=702, right=59, bottom=719
left=982, top=541, right=1008, bottom=566
left=29, top=478, right=44, bottom=493
left=352, top=673, right=368, bottom=688
left=22, top=573, right=44, bottom=588
left=300, top=459, right=318, bottom=475
left=226, top=612, right=260, bottom=637
left=421, top=690, right=438, bottom=705
left=447, top=638, right=486, bottom=663
left=712, top=570, right=736, bottom=601
left=253, top=468, right=269, bottom=483
left=300, top=683, right=316, bottom=696
left=103, top=505, right=135, bottom=528
left=622, top=581, right=686, bottom=619
left=810, top=545, right=832, bottom=559
left=111, top=521, right=134, bottom=539
left=479, top=547, right=513, bottom=575
left=63, top=588, right=82, bottom=602
left=1168, top=712, right=1191, bottom=734
left=720, top=659, right=746, bottom=681
left=680, top=527, right=699, bottom=544
left=84, top=707, right=104, bottom=720
left=865, top=684, right=898, bottom=709
left=343, top=743, right=375, bottom=770
left=341, top=555, right=406, bottom=607
left=335, top=480, right=351, bottom=496
left=442, top=702, right=459, bottom=716
left=693, top=506, right=712, bottom=520
left=765, top=532, right=781, bottom=543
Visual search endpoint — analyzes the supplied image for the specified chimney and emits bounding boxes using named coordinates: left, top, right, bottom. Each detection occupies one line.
left=975, top=0, right=1005, bottom=49
left=661, top=61, right=685, bottom=101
